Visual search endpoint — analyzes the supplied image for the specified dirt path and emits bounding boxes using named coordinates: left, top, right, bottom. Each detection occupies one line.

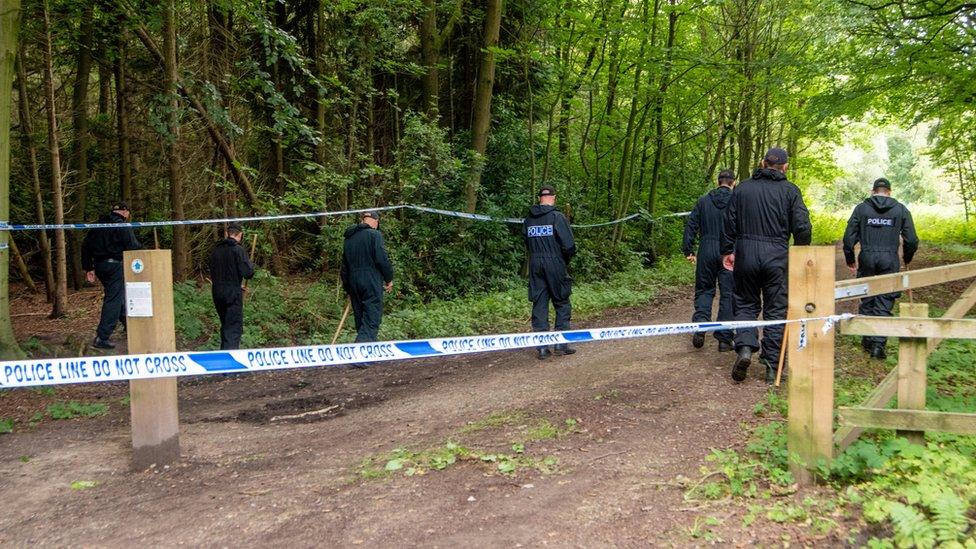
left=0, top=285, right=783, bottom=547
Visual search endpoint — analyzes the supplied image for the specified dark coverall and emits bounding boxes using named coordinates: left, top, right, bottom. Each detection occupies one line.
left=721, top=168, right=812, bottom=366
left=208, top=238, right=255, bottom=350
left=341, top=224, right=394, bottom=343
left=523, top=204, right=576, bottom=333
left=81, top=212, right=143, bottom=341
left=683, top=186, right=735, bottom=343
left=842, top=195, right=919, bottom=350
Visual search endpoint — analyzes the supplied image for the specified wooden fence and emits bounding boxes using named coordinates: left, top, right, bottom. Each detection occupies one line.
left=786, top=247, right=976, bottom=485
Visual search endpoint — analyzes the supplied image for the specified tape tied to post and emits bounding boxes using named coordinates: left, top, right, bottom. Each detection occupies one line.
left=0, top=314, right=851, bottom=389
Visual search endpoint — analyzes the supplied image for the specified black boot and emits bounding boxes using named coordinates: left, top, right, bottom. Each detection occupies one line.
left=870, top=344, right=887, bottom=360
left=732, top=347, right=752, bottom=382
left=764, top=360, right=779, bottom=385
left=692, top=332, right=705, bottom=349
left=554, top=344, right=576, bottom=356
left=537, top=347, right=552, bottom=360
left=92, top=337, right=115, bottom=350
left=718, top=340, right=733, bottom=353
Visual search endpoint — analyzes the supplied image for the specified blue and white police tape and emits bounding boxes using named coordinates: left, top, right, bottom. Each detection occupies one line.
left=0, top=204, right=689, bottom=232
left=0, top=314, right=851, bottom=389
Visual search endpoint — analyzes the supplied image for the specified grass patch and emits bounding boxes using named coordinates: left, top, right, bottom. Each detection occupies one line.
left=459, top=410, right=529, bottom=434
left=359, top=441, right=559, bottom=479
left=685, top=334, right=976, bottom=546
left=0, top=418, right=13, bottom=434
left=46, top=401, right=108, bottom=420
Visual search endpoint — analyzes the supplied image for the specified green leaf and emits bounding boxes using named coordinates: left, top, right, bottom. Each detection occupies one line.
left=70, top=480, right=98, bottom=491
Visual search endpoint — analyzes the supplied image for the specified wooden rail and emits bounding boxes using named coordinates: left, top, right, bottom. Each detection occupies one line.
left=838, top=408, right=976, bottom=436
left=839, top=316, right=976, bottom=339
left=832, top=278, right=976, bottom=452
left=834, top=260, right=976, bottom=302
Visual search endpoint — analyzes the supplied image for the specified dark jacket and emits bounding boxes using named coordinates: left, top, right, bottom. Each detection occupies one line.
left=340, top=224, right=394, bottom=292
left=683, top=186, right=732, bottom=256
left=208, top=238, right=255, bottom=287
left=81, top=212, right=143, bottom=271
left=523, top=204, right=576, bottom=264
left=843, top=195, right=919, bottom=266
left=721, top=168, right=812, bottom=256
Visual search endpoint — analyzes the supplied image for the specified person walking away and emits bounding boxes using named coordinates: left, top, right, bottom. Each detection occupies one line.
left=341, top=211, right=394, bottom=354
left=82, top=201, right=142, bottom=349
left=683, top=169, right=736, bottom=352
left=208, top=224, right=255, bottom=350
left=721, top=148, right=812, bottom=384
left=842, top=177, right=919, bottom=359
left=524, top=185, right=577, bottom=360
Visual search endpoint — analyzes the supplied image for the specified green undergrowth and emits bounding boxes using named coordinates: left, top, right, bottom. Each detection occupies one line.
left=174, top=256, right=693, bottom=350
left=811, top=210, right=976, bottom=246
left=359, top=410, right=578, bottom=479
left=688, top=336, right=976, bottom=546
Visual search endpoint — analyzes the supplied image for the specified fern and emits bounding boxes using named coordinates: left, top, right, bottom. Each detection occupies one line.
left=886, top=502, right=937, bottom=549
left=926, top=493, right=970, bottom=543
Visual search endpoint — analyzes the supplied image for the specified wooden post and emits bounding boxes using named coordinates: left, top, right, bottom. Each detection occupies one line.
left=123, top=249, right=179, bottom=470
left=786, top=246, right=835, bottom=485
left=897, top=302, right=928, bottom=445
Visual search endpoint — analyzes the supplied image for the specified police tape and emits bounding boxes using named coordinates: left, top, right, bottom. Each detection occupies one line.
left=0, top=204, right=689, bottom=232
left=0, top=314, right=851, bottom=389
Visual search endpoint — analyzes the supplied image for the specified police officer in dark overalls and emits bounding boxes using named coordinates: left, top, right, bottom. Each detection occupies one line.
left=843, top=177, right=919, bottom=359
left=683, top=169, right=736, bottom=352
left=341, top=211, right=394, bottom=347
left=81, top=201, right=142, bottom=349
left=208, top=224, right=255, bottom=350
left=524, top=185, right=577, bottom=360
left=721, top=148, right=812, bottom=383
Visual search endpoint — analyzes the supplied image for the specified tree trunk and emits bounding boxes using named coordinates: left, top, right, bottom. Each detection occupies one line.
left=420, top=0, right=439, bottom=116
left=68, top=6, right=93, bottom=290
left=464, top=0, right=504, bottom=213
left=9, top=238, right=36, bottom=293
left=115, top=35, right=133, bottom=206
left=42, top=0, right=69, bottom=319
left=16, top=47, right=55, bottom=303
left=647, top=2, right=678, bottom=214
left=0, top=0, right=24, bottom=357
left=163, top=0, right=187, bottom=279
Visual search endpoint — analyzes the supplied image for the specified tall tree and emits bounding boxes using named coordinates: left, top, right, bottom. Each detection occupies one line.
left=16, top=48, right=55, bottom=302
left=41, top=0, right=69, bottom=319
left=67, top=5, right=93, bottom=289
left=163, top=0, right=187, bottom=279
left=0, top=0, right=23, bottom=357
left=464, top=0, right=504, bottom=213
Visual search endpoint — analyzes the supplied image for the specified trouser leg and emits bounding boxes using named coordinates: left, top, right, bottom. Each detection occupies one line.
left=715, top=267, right=735, bottom=343
left=531, top=290, right=551, bottom=332
left=355, top=287, right=383, bottom=343
left=350, top=294, right=365, bottom=333
left=692, top=258, right=717, bottom=324
left=552, top=293, right=571, bottom=331
left=732, top=253, right=762, bottom=352
left=95, top=263, right=124, bottom=341
left=759, top=261, right=788, bottom=365
left=221, top=295, right=244, bottom=350
left=857, top=253, right=899, bottom=349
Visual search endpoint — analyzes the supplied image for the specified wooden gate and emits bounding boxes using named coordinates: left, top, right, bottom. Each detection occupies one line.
left=786, top=248, right=976, bottom=485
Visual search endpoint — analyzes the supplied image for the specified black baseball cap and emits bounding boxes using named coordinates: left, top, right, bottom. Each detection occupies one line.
left=538, top=185, right=556, bottom=197
left=873, top=177, right=891, bottom=190
left=226, top=223, right=243, bottom=234
left=362, top=211, right=380, bottom=220
left=717, top=169, right=735, bottom=182
left=763, top=147, right=789, bottom=165
left=111, top=201, right=130, bottom=211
